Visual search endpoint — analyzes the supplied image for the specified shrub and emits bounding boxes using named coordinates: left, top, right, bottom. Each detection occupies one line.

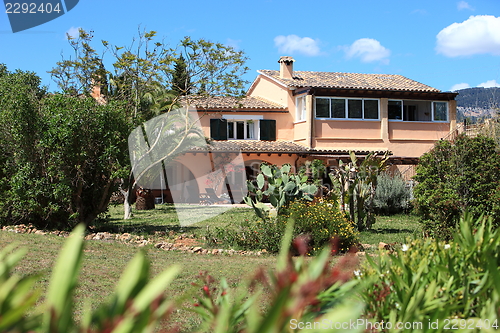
left=357, top=213, right=500, bottom=329
left=280, top=199, right=359, bottom=254
left=373, top=172, right=412, bottom=215
left=207, top=199, right=359, bottom=254
left=414, top=134, right=500, bottom=239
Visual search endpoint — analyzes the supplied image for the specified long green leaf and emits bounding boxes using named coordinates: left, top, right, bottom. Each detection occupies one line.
left=43, top=224, right=85, bottom=333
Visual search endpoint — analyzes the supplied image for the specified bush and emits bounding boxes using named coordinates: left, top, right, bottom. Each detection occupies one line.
left=0, top=67, right=130, bottom=229
left=373, top=172, right=412, bottom=215
left=414, top=134, right=500, bottom=239
left=280, top=199, right=359, bottom=254
left=357, top=213, right=500, bottom=328
left=207, top=199, right=359, bottom=254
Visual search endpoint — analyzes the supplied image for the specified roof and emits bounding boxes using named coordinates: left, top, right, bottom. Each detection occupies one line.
left=188, top=140, right=390, bottom=156
left=258, top=70, right=441, bottom=93
left=184, top=96, right=286, bottom=110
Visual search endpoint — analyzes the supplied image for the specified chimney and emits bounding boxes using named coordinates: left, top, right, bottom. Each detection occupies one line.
left=278, top=56, right=295, bottom=79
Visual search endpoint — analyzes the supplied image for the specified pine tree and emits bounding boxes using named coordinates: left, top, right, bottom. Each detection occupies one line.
left=171, top=55, right=191, bottom=95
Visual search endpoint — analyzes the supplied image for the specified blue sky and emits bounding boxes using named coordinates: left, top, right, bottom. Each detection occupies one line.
left=1, top=0, right=499, bottom=93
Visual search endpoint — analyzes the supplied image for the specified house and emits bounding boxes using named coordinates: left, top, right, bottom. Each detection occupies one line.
left=155, top=56, right=458, bottom=203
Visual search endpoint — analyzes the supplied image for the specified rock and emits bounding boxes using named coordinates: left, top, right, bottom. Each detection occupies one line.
left=378, top=242, right=387, bottom=249
left=193, top=247, right=203, bottom=253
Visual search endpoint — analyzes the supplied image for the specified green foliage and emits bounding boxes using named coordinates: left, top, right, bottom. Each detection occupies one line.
left=194, top=221, right=363, bottom=333
left=359, top=213, right=500, bottom=331
left=0, top=222, right=364, bottom=333
left=329, top=152, right=389, bottom=231
left=0, top=245, right=41, bottom=332
left=171, top=54, right=191, bottom=96
left=373, top=172, right=412, bottom=215
left=244, top=163, right=318, bottom=219
left=207, top=199, right=359, bottom=254
left=0, top=66, right=130, bottom=228
left=0, top=224, right=181, bottom=333
left=280, top=199, right=359, bottom=254
left=413, top=134, right=500, bottom=239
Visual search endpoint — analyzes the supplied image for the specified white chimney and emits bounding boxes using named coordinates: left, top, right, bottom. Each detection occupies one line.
left=278, top=56, right=295, bottom=79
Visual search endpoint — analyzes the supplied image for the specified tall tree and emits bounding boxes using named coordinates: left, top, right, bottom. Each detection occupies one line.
left=50, top=29, right=250, bottom=220
left=171, top=54, right=190, bottom=96
left=0, top=65, right=130, bottom=228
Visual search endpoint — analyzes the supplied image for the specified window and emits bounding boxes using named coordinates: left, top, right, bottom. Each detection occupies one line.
left=388, top=100, right=402, bottom=120
left=315, top=97, right=379, bottom=120
left=433, top=102, right=448, bottom=121
left=296, top=95, right=307, bottom=121
left=210, top=116, right=276, bottom=141
left=227, top=120, right=256, bottom=140
left=388, top=100, right=448, bottom=122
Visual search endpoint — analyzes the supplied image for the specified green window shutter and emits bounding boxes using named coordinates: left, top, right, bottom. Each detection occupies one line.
left=210, top=119, right=227, bottom=140
left=259, top=119, right=276, bottom=141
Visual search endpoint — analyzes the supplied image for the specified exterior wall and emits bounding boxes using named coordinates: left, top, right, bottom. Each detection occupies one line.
left=247, top=75, right=289, bottom=106
left=156, top=152, right=307, bottom=203
left=309, top=96, right=456, bottom=158
left=388, top=121, right=451, bottom=141
left=197, top=111, right=295, bottom=141
left=293, top=121, right=308, bottom=144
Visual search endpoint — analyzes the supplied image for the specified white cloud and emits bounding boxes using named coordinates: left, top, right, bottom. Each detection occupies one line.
left=457, top=1, right=474, bottom=11
left=451, top=83, right=471, bottom=91
left=226, top=38, right=242, bottom=50
left=66, top=26, right=81, bottom=39
left=436, top=15, right=500, bottom=57
left=344, top=38, right=391, bottom=64
left=478, top=80, right=500, bottom=88
left=274, top=35, right=321, bottom=56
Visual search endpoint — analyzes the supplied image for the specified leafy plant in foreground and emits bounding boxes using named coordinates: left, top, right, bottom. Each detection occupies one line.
left=359, top=212, right=500, bottom=332
left=192, top=222, right=363, bottom=333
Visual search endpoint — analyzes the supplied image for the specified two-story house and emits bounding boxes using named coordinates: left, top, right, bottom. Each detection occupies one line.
left=159, top=56, right=457, bottom=203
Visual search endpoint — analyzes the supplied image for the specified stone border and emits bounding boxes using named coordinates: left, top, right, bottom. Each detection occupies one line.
left=1, top=224, right=267, bottom=256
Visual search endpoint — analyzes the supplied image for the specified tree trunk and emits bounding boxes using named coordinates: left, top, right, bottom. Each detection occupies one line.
left=119, top=184, right=133, bottom=220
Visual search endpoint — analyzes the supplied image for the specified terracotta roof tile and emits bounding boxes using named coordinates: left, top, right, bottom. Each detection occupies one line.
left=185, top=96, right=286, bottom=110
left=188, top=140, right=389, bottom=155
left=258, top=70, right=440, bottom=93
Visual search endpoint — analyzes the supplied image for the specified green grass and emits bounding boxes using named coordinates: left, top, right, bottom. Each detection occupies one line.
left=0, top=230, right=275, bottom=331
left=359, top=213, right=422, bottom=247
left=0, top=204, right=422, bottom=331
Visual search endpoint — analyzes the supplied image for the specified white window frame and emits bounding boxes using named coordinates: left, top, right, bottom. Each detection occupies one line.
left=222, top=115, right=263, bottom=140
left=315, top=97, right=380, bottom=120
left=295, top=95, right=307, bottom=122
left=432, top=101, right=448, bottom=122
left=388, top=100, right=449, bottom=122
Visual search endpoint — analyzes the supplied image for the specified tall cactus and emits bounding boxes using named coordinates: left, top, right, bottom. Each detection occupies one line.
left=244, top=163, right=318, bottom=219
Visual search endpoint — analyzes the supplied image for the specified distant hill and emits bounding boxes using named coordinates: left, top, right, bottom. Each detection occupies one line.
left=454, top=87, right=500, bottom=123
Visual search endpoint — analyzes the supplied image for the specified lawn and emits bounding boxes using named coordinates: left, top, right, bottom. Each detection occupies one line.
left=0, top=204, right=421, bottom=331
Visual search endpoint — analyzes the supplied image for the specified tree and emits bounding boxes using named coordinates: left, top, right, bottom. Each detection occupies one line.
left=414, top=134, right=500, bottom=239
left=0, top=65, right=130, bottom=228
left=50, top=29, right=250, bottom=220
left=171, top=54, right=190, bottom=96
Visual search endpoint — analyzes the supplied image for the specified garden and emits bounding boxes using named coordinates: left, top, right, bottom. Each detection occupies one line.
left=1, top=133, right=500, bottom=332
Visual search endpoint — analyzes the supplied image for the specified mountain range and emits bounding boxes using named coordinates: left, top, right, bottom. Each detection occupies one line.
left=454, top=87, right=500, bottom=123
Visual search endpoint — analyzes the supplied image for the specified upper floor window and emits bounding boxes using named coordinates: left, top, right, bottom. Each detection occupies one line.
left=227, top=120, right=255, bottom=139
left=296, top=95, right=307, bottom=121
left=388, top=100, right=448, bottom=122
left=210, top=116, right=276, bottom=141
left=315, top=97, right=379, bottom=120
